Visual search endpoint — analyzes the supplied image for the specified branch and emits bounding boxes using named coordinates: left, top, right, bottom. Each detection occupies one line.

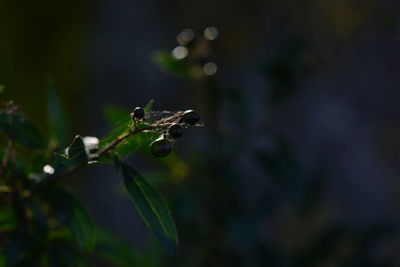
left=30, top=124, right=160, bottom=196
left=95, top=125, right=155, bottom=159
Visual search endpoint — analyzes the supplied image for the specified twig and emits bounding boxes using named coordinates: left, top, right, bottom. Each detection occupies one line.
left=30, top=125, right=159, bottom=195
left=95, top=125, right=154, bottom=159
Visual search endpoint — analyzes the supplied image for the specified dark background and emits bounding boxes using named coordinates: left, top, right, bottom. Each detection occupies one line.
left=1, top=0, right=400, bottom=266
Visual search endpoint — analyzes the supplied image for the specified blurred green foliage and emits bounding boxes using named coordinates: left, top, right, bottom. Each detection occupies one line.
left=0, top=87, right=200, bottom=266
left=2, top=6, right=400, bottom=264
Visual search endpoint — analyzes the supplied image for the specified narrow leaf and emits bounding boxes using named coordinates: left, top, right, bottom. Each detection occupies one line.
left=121, top=162, right=178, bottom=250
left=144, top=99, right=154, bottom=112
left=56, top=135, right=88, bottom=166
left=46, top=188, right=96, bottom=252
left=48, top=86, right=69, bottom=146
left=95, top=228, right=138, bottom=266
left=103, top=105, right=130, bottom=125
left=113, top=131, right=159, bottom=159
left=152, top=51, right=190, bottom=77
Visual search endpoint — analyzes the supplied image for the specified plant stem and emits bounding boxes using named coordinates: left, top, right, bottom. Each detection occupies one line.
left=95, top=125, right=154, bottom=158
left=31, top=125, right=159, bottom=195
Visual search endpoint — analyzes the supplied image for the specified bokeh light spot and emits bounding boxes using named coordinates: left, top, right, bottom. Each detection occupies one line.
left=43, top=165, right=55, bottom=175
left=172, top=46, right=189, bottom=60
left=204, top=26, right=218, bottom=40
left=177, top=28, right=195, bottom=45
left=203, top=62, right=218, bottom=75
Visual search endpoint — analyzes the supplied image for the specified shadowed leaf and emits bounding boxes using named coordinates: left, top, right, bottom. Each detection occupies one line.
left=0, top=113, right=45, bottom=149
left=48, top=86, right=69, bottom=147
left=144, top=99, right=154, bottom=112
left=152, top=51, right=190, bottom=77
left=121, top=162, right=178, bottom=250
left=95, top=228, right=138, bottom=266
left=104, top=105, right=130, bottom=125
left=114, top=132, right=159, bottom=159
left=55, top=136, right=88, bottom=167
left=46, top=188, right=96, bottom=252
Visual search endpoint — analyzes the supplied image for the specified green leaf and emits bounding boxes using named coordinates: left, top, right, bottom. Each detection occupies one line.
left=0, top=113, right=45, bottom=149
left=99, top=105, right=131, bottom=158
left=152, top=50, right=190, bottom=77
left=95, top=228, right=138, bottom=266
left=112, top=154, right=121, bottom=172
left=121, top=162, right=178, bottom=250
left=48, top=85, right=69, bottom=147
left=0, top=85, right=4, bottom=94
left=46, top=188, right=96, bottom=252
left=67, top=135, right=88, bottom=164
left=55, top=135, right=88, bottom=166
left=98, top=124, right=158, bottom=162
left=99, top=103, right=159, bottom=162
left=96, top=228, right=163, bottom=267
left=113, top=131, right=159, bottom=159
left=98, top=128, right=127, bottom=151
left=144, top=99, right=154, bottom=112
left=104, top=105, right=130, bottom=125
left=97, top=127, right=129, bottom=164
left=96, top=126, right=128, bottom=162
